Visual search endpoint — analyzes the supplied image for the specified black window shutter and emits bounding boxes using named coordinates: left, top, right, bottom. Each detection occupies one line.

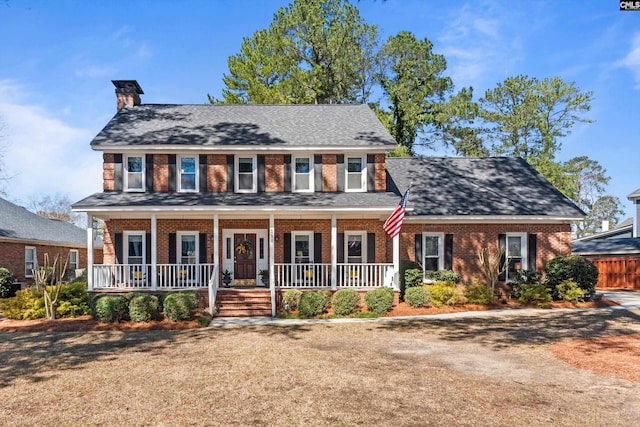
left=414, top=234, right=422, bottom=265
left=367, top=233, right=376, bottom=263
left=283, top=155, right=291, bottom=192
left=114, top=232, right=123, bottom=264
left=367, top=154, right=375, bottom=193
left=258, top=155, right=265, bottom=193
left=314, top=233, right=322, bottom=263
left=145, top=154, right=154, bottom=192
left=314, top=155, right=323, bottom=192
left=337, top=233, right=344, bottom=263
left=199, top=154, right=208, bottom=193
left=168, top=233, right=177, bottom=264
left=226, top=155, right=234, bottom=193
left=528, top=234, right=537, bottom=271
left=145, top=233, right=151, bottom=264
left=283, top=233, right=292, bottom=263
left=168, top=154, right=176, bottom=192
left=498, top=234, right=506, bottom=281
left=199, top=233, right=207, bottom=264
left=114, top=154, right=123, bottom=192
left=444, top=234, right=453, bottom=270
left=336, top=155, right=345, bottom=192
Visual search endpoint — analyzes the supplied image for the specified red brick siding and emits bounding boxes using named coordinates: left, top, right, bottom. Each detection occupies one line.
left=265, top=154, right=284, bottom=192
left=322, top=154, right=337, bottom=192
left=374, top=153, right=386, bottom=191
left=153, top=154, right=169, bottom=191
left=103, top=153, right=115, bottom=191
left=207, top=154, right=227, bottom=192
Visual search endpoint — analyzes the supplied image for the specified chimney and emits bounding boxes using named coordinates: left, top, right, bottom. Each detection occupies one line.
left=601, top=220, right=610, bottom=232
left=112, top=80, right=143, bottom=111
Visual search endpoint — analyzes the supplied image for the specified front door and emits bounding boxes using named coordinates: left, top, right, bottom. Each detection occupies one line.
left=234, top=233, right=256, bottom=283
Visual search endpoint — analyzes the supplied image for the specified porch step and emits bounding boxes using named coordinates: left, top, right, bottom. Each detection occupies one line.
left=214, top=289, right=272, bottom=317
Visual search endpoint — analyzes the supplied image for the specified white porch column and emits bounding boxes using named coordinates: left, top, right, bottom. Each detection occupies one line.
left=331, top=214, right=337, bottom=290
left=86, top=214, right=94, bottom=291
left=213, top=214, right=219, bottom=267
left=151, top=214, right=157, bottom=291
left=393, top=234, right=400, bottom=290
left=269, top=214, right=276, bottom=317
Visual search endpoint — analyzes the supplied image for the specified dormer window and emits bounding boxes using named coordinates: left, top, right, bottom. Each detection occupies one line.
left=346, top=155, right=366, bottom=192
left=125, top=155, right=144, bottom=192
left=293, top=155, right=314, bottom=192
left=178, top=155, right=198, bottom=192
left=235, top=155, right=257, bottom=193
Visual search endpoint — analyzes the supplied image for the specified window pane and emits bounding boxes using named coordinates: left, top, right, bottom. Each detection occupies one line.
left=180, top=157, right=196, bottom=173
left=181, top=235, right=197, bottom=264
left=127, top=156, right=142, bottom=173
left=128, top=173, right=143, bottom=189
left=238, top=174, right=253, bottom=190
left=347, top=158, right=362, bottom=172
left=295, top=158, right=310, bottom=173
left=508, top=236, right=522, bottom=257
left=181, top=174, right=196, bottom=190
left=347, top=174, right=362, bottom=190
left=347, top=235, right=362, bottom=258
left=294, top=235, right=310, bottom=263
left=128, top=235, right=143, bottom=258
left=424, top=236, right=439, bottom=257
left=295, top=174, right=309, bottom=190
left=424, top=258, right=438, bottom=272
left=238, top=158, right=253, bottom=173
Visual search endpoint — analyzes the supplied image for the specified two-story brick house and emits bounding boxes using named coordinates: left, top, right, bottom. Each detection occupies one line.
left=72, top=80, right=584, bottom=316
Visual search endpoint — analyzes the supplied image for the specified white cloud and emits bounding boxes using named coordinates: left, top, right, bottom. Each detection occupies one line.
left=0, top=79, right=102, bottom=206
left=617, top=32, right=640, bottom=88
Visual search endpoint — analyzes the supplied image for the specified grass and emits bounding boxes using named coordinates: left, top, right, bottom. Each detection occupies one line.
left=1, top=309, right=640, bottom=426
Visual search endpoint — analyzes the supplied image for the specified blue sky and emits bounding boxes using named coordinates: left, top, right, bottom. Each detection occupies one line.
left=0, top=0, right=638, bottom=218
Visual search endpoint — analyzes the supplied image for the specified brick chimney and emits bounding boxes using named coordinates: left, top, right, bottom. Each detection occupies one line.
left=112, top=80, right=143, bottom=111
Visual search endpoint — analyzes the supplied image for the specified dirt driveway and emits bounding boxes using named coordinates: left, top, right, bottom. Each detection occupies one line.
left=1, top=307, right=639, bottom=426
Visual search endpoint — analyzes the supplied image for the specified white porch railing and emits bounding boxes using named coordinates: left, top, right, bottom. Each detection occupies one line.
left=92, top=264, right=216, bottom=290
left=274, top=263, right=394, bottom=289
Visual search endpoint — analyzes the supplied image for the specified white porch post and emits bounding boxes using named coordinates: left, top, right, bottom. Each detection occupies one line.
left=86, top=214, right=94, bottom=291
left=331, top=214, right=337, bottom=290
left=213, top=214, right=219, bottom=267
left=269, top=214, right=276, bottom=317
left=393, top=234, right=400, bottom=290
left=151, top=214, right=157, bottom=291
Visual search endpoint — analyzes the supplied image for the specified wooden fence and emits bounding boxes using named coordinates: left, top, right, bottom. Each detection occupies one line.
left=587, top=257, right=640, bottom=290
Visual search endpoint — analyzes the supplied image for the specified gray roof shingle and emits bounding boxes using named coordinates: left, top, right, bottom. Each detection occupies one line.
left=572, top=237, right=640, bottom=255
left=0, top=197, right=86, bottom=245
left=90, top=104, right=397, bottom=149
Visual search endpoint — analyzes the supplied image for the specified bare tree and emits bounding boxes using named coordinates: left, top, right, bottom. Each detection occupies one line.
left=477, top=247, right=506, bottom=297
left=29, top=193, right=82, bottom=226
left=33, top=253, right=68, bottom=320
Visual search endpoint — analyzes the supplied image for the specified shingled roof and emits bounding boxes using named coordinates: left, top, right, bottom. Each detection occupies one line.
left=90, top=104, right=397, bottom=149
left=386, top=157, right=585, bottom=218
left=0, top=197, right=86, bottom=245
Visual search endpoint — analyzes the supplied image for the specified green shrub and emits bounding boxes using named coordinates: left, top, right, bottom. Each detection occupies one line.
left=545, top=255, right=598, bottom=300
left=297, top=292, right=326, bottom=318
left=129, top=294, right=160, bottom=322
left=331, top=289, right=361, bottom=316
left=365, top=287, right=394, bottom=314
left=404, top=286, right=428, bottom=308
left=55, top=282, right=91, bottom=317
left=93, top=295, right=129, bottom=322
left=399, top=260, right=422, bottom=289
left=426, top=270, right=462, bottom=283
left=404, top=269, right=424, bottom=288
left=164, top=292, right=199, bottom=321
left=69, top=269, right=87, bottom=283
left=282, top=289, right=303, bottom=311
left=0, top=288, right=45, bottom=319
left=319, top=289, right=332, bottom=311
left=0, top=268, right=15, bottom=298
left=428, top=281, right=465, bottom=307
left=516, top=283, right=551, bottom=308
left=464, top=282, right=495, bottom=305
left=556, top=279, right=585, bottom=303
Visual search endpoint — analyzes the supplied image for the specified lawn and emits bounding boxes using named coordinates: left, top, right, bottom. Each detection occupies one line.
left=1, top=308, right=640, bottom=426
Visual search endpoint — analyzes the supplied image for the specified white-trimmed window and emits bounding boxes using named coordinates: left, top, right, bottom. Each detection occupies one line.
left=292, top=232, right=313, bottom=264
left=345, top=231, right=366, bottom=263
left=423, top=233, right=444, bottom=276
left=293, top=155, right=314, bottom=192
left=178, top=155, right=198, bottom=192
left=124, top=155, right=144, bottom=191
left=124, top=232, right=145, bottom=265
left=235, top=155, right=257, bottom=193
left=68, top=250, right=79, bottom=272
left=178, top=232, right=198, bottom=265
left=346, top=155, right=366, bottom=192
left=506, top=233, right=527, bottom=282
left=25, top=247, right=37, bottom=278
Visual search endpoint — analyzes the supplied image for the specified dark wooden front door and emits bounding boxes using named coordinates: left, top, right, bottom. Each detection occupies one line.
left=234, top=233, right=256, bottom=281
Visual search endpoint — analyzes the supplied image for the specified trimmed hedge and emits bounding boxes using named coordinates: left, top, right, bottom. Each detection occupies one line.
left=164, top=291, right=200, bottom=321
left=283, top=289, right=303, bottom=311
left=93, top=294, right=129, bottom=322
left=404, top=269, right=423, bottom=288
left=129, top=294, right=160, bottom=322
left=428, top=281, right=465, bottom=307
left=365, top=287, right=394, bottom=314
left=464, top=283, right=494, bottom=305
left=297, top=292, right=325, bottom=318
left=332, top=289, right=361, bottom=316
left=404, top=286, right=428, bottom=308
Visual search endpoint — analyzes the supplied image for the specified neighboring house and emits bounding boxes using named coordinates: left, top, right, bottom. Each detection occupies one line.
left=72, top=80, right=584, bottom=316
left=0, top=197, right=103, bottom=287
left=572, top=190, right=640, bottom=289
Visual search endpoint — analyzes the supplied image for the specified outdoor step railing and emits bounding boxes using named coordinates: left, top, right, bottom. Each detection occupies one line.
left=274, top=263, right=394, bottom=288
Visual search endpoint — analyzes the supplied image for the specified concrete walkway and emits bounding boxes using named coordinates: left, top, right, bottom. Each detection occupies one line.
left=208, top=290, right=640, bottom=328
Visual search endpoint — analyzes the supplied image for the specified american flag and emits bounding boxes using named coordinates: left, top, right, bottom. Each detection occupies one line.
left=383, top=187, right=410, bottom=238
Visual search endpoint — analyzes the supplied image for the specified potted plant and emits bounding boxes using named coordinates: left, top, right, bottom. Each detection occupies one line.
left=259, top=269, right=269, bottom=286
left=222, top=269, right=232, bottom=287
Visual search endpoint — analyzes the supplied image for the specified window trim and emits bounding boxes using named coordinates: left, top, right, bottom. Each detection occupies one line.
left=124, top=154, right=145, bottom=192
left=292, top=155, right=314, bottom=193
left=345, top=155, right=367, bottom=192
left=422, top=232, right=444, bottom=278
left=177, top=154, right=199, bottom=193
left=292, top=231, right=314, bottom=265
left=344, top=231, right=367, bottom=264
left=177, top=231, right=199, bottom=265
left=235, top=155, right=257, bottom=193
left=25, top=246, right=37, bottom=278
left=506, top=232, right=528, bottom=282
left=68, top=249, right=79, bottom=271
left=123, top=231, right=145, bottom=265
